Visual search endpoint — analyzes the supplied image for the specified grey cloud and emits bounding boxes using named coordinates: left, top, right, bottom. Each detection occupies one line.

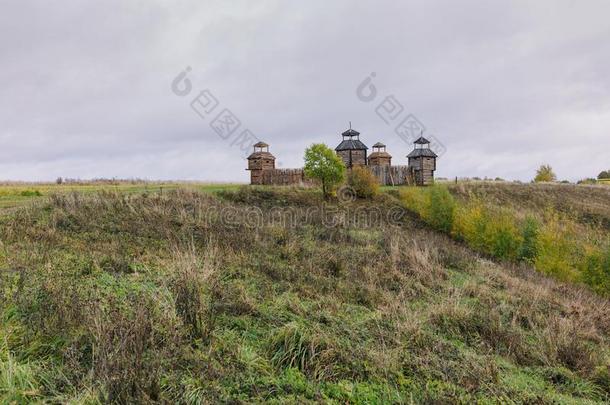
left=1, top=0, right=609, bottom=182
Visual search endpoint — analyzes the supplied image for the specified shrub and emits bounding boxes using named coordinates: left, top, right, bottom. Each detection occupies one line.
left=577, top=178, right=598, bottom=185
left=534, top=164, right=557, bottom=182
left=427, top=186, right=456, bottom=233
left=535, top=215, right=577, bottom=282
left=347, top=166, right=379, bottom=199
left=400, top=186, right=455, bottom=233
left=452, top=201, right=488, bottom=250
left=453, top=205, right=521, bottom=260
left=400, top=187, right=428, bottom=217
left=581, top=245, right=610, bottom=296
left=518, top=216, right=539, bottom=262
left=487, top=213, right=522, bottom=260
left=446, top=199, right=526, bottom=261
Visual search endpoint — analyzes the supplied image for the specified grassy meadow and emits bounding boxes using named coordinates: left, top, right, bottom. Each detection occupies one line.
left=0, top=182, right=243, bottom=210
left=0, top=183, right=609, bottom=403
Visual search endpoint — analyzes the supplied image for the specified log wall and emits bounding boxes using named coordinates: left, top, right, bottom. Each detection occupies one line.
left=253, top=166, right=424, bottom=186
left=260, top=168, right=312, bottom=186
left=368, top=165, right=415, bottom=186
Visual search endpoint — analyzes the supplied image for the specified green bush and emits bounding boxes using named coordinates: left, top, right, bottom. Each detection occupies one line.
left=518, top=216, right=539, bottom=262
left=399, top=187, right=427, bottom=217
left=581, top=246, right=610, bottom=296
left=347, top=166, right=379, bottom=199
left=427, top=186, right=456, bottom=233
left=534, top=164, right=557, bottom=182
left=451, top=201, right=485, bottom=247
left=488, top=214, right=522, bottom=260
left=453, top=205, right=521, bottom=261
left=534, top=216, right=578, bottom=282
left=401, top=185, right=456, bottom=234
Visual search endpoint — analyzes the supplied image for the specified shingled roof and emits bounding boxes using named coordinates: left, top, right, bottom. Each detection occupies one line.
left=407, top=148, right=437, bottom=158
left=414, top=136, right=431, bottom=145
left=341, top=128, right=360, bottom=137
left=336, top=126, right=368, bottom=151
left=335, top=139, right=368, bottom=151
left=247, top=151, right=275, bottom=160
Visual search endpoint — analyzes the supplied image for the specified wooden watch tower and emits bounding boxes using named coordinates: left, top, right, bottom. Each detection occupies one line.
left=247, top=142, right=275, bottom=185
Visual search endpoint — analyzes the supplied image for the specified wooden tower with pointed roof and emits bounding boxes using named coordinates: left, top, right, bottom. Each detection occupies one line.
left=407, top=136, right=437, bottom=185
left=335, top=125, right=368, bottom=168
left=247, top=141, right=275, bottom=185
left=368, top=142, right=392, bottom=167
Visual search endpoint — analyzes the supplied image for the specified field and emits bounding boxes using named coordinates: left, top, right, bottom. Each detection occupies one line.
left=0, top=183, right=609, bottom=403
left=0, top=182, right=243, bottom=210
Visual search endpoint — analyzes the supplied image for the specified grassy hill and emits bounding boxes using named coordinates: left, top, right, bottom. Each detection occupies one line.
left=446, top=181, right=610, bottom=231
left=401, top=182, right=610, bottom=296
left=0, top=186, right=609, bottom=403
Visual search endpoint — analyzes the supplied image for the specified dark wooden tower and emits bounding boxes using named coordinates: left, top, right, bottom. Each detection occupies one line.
left=407, top=136, right=437, bottom=186
left=368, top=142, right=392, bottom=167
left=247, top=141, right=275, bottom=185
left=335, top=126, right=368, bottom=168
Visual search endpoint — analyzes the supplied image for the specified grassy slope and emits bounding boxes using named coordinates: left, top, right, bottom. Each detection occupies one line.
left=0, top=186, right=609, bottom=403
left=398, top=181, right=610, bottom=296
left=446, top=181, right=610, bottom=231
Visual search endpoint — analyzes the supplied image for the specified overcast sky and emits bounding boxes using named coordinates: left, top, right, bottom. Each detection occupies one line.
left=1, top=0, right=609, bottom=182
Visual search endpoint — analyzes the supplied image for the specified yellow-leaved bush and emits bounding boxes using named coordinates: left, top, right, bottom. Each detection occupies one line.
left=400, top=185, right=610, bottom=296
left=534, top=213, right=579, bottom=282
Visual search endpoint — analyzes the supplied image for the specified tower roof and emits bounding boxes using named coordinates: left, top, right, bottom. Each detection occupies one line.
left=335, top=139, right=368, bottom=151
left=369, top=141, right=389, bottom=158
left=248, top=141, right=274, bottom=160
left=414, top=136, right=430, bottom=144
left=341, top=128, right=360, bottom=137
left=247, top=151, right=275, bottom=160
left=336, top=126, right=367, bottom=151
left=407, top=148, right=437, bottom=158
left=369, top=151, right=391, bottom=159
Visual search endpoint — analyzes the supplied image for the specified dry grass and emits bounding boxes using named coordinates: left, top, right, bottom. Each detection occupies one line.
left=0, top=186, right=608, bottom=403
